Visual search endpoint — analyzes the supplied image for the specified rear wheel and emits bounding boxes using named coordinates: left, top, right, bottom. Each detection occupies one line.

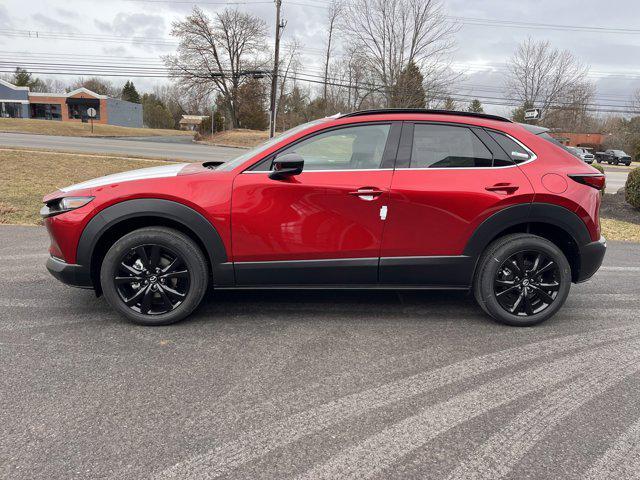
left=473, top=234, right=571, bottom=326
left=100, top=227, right=208, bottom=326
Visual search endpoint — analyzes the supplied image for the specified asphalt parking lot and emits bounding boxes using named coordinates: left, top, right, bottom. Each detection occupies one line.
left=1, top=225, right=640, bottom=480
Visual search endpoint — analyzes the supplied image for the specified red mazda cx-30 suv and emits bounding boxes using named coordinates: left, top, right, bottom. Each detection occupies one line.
left=41, top=110, right=606, bottom=326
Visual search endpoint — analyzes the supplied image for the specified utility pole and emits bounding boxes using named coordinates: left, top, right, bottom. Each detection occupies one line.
left=269, top=0, right=283, bottom=138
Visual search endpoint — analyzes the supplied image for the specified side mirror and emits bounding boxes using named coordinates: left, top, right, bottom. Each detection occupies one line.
left=269, top=153, right=304, bottom=180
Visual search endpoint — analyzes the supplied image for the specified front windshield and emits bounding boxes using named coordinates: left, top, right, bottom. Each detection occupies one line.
left=613, top=150, right=627, bottom=156
left=215, top=119, right=326, bottom=171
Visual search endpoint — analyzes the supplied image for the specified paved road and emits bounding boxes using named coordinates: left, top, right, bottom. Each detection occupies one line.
left=0, top=132, right=240, bottom=163
left=602, top=164, right=633, bottom=194
left=2, top=225, right=640, bottom=479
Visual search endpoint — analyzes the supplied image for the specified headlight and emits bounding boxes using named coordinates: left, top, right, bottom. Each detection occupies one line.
left=40, top=196, right=94, bottom=218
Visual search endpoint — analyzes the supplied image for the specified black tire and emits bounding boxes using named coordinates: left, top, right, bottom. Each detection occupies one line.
left=100, top=227, right=208, bottom=326
left=473, top=234, right=571, bottom=327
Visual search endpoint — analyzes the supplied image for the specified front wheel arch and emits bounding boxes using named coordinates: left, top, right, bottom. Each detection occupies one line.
left=78, top=199, right=232, bottom=293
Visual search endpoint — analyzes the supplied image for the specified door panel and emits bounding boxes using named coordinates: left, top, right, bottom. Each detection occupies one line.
left=379, top=122, right=535, bottom=285
left=232, top=170, right=392, bottom=284
left=380, top=168, right=534, bottom=255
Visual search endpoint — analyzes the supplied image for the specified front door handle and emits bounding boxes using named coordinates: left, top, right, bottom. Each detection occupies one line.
left=485, top=183, right=519, bottom=194
left=348, top=187, right=384, bottom=201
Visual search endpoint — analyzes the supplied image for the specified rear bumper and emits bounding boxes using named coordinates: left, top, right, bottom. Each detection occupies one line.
left=576, top=235, right=606, bottom=283
left=46, top=256, right=93, bottom=289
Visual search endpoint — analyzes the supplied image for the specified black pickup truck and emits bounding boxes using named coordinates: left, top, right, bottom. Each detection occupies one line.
left=595, top=149, right=632, bottom=166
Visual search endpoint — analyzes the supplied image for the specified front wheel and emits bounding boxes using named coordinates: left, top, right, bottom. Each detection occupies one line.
left=100, top=227, right=208, bottom=326
left=473, top=234, right=571, bottom=326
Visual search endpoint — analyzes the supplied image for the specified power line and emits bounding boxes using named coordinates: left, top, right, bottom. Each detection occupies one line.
left=1, top=63, right=637, bottom=114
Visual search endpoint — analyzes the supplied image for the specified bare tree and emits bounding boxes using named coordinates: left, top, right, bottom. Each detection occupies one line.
left=323, top=0, right=343, bottom=102
left=544, top=82, right=596, bottom=132
left=633, top=88, right=640, bottom=114
left=165, top=7, right=267, bottom=128
left=506, top=38, right=590, bottom=117
left=339, top=0, right=458, bottom=107
left=276, top=40, right=303, bottom=130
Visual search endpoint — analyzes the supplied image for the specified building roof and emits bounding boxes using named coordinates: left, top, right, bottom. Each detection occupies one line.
left=29, top=87, right=108, bottom=99
left=0, top=78, right=30, bottom=91
left=179, top=115, right=210, bottom=125
left=0, top=79, right=108, bottom=99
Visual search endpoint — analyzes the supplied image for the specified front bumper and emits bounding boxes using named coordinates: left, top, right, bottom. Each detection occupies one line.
left=46, top=256, right=93, bottom=289
left=576, top=235, right=606, bottom=283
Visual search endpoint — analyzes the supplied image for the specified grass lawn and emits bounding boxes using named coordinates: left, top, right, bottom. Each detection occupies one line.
left=199, top=129, right=269, bottom=148
left=601, top=218, right=640, bottom=243
left=0, top=118, right=194, bottom=138
left=0, top=149, right=174, bottom=225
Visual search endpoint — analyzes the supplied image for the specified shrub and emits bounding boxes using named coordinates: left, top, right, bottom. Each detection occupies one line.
left=625, top=167, right=640, bottom=209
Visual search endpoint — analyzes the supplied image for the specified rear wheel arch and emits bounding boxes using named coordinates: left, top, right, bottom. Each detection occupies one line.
left=78, top=199, right=232, bottom=292
left=464, top=203, right=590, bottom=282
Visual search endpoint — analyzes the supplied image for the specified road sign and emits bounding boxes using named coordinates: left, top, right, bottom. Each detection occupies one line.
left=524, top=108, right=541, bottom=120
left=86, top=107, right=97, bottom=133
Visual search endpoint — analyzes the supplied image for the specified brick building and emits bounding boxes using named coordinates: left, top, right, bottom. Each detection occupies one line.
left=550, top=132, right=605, bottom=149
left=0, top=79, right=143, bottom=128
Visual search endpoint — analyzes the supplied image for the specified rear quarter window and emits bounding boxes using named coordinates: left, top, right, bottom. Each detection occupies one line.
left=487, top=130, right=532, bottom=164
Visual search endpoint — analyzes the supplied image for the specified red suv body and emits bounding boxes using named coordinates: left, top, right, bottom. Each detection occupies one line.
left=42, top=110, right=606, bottom=326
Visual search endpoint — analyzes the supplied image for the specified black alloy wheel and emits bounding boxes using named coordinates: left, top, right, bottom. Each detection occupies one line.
left=473, top=233, right=571, bottom=327
left=115, top=244, right=190, bottom=315
left=493, top=250, right=560, bottom=316
left=100, top=227, right=208, bottom=326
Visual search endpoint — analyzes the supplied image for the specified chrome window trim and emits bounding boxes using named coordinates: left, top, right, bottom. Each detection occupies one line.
left=402, top=124, right=538, bottom=171
left=487, top=129, right=538, bottom=165
left=242, top=168, right=394, bottom=174
left=240, top=127, right=538, bottom=173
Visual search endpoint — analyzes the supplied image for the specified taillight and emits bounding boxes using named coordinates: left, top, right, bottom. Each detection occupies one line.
left=568, top=173, right=606, bottom=191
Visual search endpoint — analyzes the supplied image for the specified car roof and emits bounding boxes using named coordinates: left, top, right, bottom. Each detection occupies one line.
left=339, top=109, right=512, bottom=123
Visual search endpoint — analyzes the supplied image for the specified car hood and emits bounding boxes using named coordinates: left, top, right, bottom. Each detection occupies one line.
left=60, top=163, right=189, bottom=193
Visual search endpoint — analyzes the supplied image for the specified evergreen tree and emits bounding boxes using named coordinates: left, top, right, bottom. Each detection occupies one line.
left=12, top=67, right=32, bottom=87
left=390, top=62, right=426, bottom=108
left=121, top=81, right=141, bottom=103
left=213, top=109, right=224, bottom=132
left=236, top=78, right=268, bottom=130
left=468, top=99, right=484, bottom=113
left=443, top=97, right=458, bottom=111
left=141, top=93, right=175, bottom=129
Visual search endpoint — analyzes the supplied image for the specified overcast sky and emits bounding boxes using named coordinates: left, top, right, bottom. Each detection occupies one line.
left=1, top=0, right=639, bottom=116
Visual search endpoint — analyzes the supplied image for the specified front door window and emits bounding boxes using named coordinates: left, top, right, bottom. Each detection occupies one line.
left=276, top=124, right=391, bottom=171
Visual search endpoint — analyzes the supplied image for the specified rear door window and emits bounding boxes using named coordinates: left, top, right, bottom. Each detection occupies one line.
left=410, top=124, right=493, bottom=168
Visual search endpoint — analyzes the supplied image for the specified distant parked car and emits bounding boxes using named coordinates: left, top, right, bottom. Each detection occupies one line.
left=566, top=147, right=594, bottom=164
left=596, top=149, right=632, bottom=166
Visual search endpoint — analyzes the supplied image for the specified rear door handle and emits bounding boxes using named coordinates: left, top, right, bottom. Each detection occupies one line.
left=348, top=187, right=384, bottom=201
left=485, top=183, right=519, bottom=194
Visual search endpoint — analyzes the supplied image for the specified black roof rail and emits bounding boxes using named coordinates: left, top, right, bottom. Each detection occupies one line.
left=339, top=108, right=512, bottom=123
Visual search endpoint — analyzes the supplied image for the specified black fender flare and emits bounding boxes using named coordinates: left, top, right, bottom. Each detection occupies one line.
left=463, top=202, right=591, bottom=258
left=77, top=198, right=233, bottom=285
